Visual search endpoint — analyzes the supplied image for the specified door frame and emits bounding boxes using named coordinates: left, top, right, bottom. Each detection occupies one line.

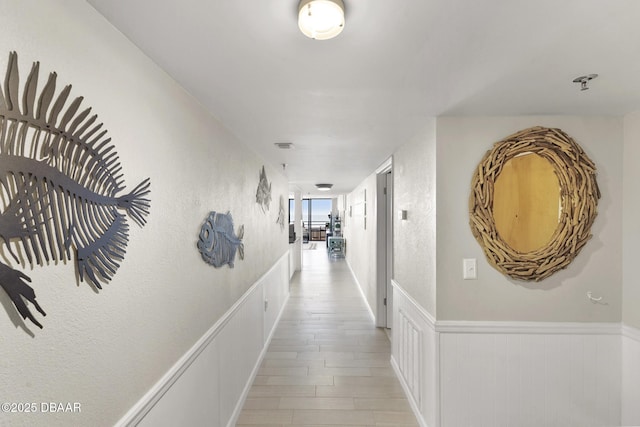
left=375, top=158, right=393, bottom=328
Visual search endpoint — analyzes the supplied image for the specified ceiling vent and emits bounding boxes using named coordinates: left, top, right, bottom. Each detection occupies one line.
left=274, top=142, right=294, bottom=149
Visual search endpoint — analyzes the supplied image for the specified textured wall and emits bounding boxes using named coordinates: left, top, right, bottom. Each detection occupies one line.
left=436, top=116, right=623, bottom=321
left=392, top=119, right=437, bottom=316
left=0, top=1, right=288, bottom=426
left=623, top=112, right=640, bottom=329
left=344, top=174, right=378, bottom=316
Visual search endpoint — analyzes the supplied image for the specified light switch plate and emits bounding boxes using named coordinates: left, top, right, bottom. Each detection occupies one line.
left=463, top=258, right=477, bottom=280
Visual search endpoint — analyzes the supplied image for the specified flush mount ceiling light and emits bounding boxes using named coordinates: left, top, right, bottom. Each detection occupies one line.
left=315, top=183, right=333, bottom=191
left=298, top=0, right=345, bottom=40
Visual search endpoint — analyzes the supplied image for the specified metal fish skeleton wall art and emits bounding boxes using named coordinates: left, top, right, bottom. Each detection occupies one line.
left=197, top=211, right=244, bottom=268
left=0, top=52, right=151, bottom=329
left=256, top=165, right=271, bottom=213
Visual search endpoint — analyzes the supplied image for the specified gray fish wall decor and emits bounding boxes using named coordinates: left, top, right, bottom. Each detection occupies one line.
left=197, top=211, right=244, bottom=268
left=276, top=195, right=286, bottom=231
left=256, top=166, right=272, bottom=213
left=0, top=52, right=151, bottom=329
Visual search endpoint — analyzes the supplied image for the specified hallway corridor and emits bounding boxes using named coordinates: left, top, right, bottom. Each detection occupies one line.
left=236, top=245, right=419, bottom=426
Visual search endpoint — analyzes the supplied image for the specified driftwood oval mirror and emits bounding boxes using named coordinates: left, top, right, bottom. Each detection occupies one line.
left=469, top=126, right=600, bottom=281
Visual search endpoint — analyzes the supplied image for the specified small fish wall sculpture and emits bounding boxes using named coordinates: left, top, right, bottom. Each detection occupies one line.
left=276, top=195, right=286, bottom=231
left=197, top=211, right=244, bottom=268
left=256, top=166, right=272, bottom=213
left=0, top=52, right=151, bottom=329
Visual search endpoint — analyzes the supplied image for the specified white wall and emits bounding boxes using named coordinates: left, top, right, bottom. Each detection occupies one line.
left=436, top=116, right=623, bottom=322
left=622, top=112, right=640, bottom=425
left=381, top=115, right=631, bottom=426
left=344, top=173, right=378, bottom=317
left=623, top=111, right=640, bottom=330
left=393, top=119, right=437, bottom=316
left=0, top=1, right=288, bottom=426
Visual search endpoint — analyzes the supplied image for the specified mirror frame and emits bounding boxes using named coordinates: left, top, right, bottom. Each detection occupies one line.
left=469, top=126, right=600, bottom=281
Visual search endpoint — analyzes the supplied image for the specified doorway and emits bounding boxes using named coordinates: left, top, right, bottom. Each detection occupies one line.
left=376, top=164, right=393, bottom=328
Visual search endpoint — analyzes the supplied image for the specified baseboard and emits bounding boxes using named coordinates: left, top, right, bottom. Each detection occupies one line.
left=346, top=259, right=376, bottom=323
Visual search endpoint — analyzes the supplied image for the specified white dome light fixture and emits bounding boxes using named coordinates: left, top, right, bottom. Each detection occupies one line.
left=315, top=183, right=333, bottom=191
left=298, top=0, right=345, bottom=40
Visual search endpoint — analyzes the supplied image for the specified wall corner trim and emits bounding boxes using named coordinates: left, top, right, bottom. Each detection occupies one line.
left=622, top=323, right=640, bottom=342
left=434, top=320, right=622, bottom=335
left=391, top=279, right=436, bottom=328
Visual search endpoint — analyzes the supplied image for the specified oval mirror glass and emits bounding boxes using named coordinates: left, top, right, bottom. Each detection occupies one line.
left=493, top=152, right=561, bottom=253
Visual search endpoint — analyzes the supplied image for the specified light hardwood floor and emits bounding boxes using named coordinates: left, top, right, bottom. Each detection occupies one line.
left=236, top=244, right=419, bottom=427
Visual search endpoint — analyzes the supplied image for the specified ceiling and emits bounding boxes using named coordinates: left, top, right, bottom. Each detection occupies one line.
left=86, top=0, right=640, bottom=197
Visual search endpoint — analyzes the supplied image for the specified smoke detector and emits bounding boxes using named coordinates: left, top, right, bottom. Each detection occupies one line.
left=572, top=74, right=598, bottom=91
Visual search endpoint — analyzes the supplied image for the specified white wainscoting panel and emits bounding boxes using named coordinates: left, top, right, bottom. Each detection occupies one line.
left=397, top=309, right=422, bottom=405
left=137, top=338, right=221, bottom=427
left=289, top=244, right=296, bottom=279
left=217, top=280, right=265, bottom=425
left=439, top=330, right=621, bottom=427
left=264, top=256, right=291, bottom=345
left=391, top=280, right=624, bottom=427
left=622, top=324, right=640, bottom=426
left=118, top=253, right=290, bottom=427
left=392, top=280, right=439, bottom=427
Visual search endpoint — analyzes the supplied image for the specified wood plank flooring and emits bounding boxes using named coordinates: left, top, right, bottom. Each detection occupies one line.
left=236, top=245, right=418, bottom=427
